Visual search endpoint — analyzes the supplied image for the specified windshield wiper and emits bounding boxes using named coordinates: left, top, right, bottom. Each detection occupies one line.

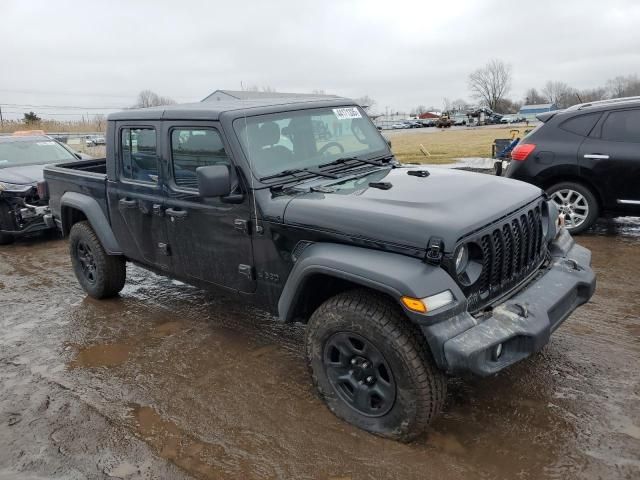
left=318, top=155, right=394, bottom=169
left=259, top=167, right=339, bottom=182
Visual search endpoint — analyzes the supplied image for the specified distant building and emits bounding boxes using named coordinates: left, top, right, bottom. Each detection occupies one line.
left=202, top=89, right=339, bottom=102
left=518, top=103, right=558, bottom=121
left=417, top=112, right=440, bottom=119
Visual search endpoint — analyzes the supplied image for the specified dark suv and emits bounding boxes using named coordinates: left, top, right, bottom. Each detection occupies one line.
left=505, top=96, right=640, bottom=234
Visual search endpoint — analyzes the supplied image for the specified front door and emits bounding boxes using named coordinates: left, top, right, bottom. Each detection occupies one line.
left=161, top=122, right=255, bottom=293
left=579, top=108, right=640, bottom=212
left=106, top=122, right=171, bottom=271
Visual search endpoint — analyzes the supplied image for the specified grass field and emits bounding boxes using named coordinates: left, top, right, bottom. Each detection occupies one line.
left=388, top=125, right=531, bottom=164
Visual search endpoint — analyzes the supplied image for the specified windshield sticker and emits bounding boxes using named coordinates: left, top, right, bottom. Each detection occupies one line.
left=333, top=107, right=362, bottom=120
left=36, top=141, right=56, bottom=146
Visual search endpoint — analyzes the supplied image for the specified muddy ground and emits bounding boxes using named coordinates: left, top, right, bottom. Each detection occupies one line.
left=0, top=219, right=638, bottom=480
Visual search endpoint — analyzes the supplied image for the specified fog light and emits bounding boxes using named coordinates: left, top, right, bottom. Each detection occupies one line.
left=492, top=343, right=503, bottom=360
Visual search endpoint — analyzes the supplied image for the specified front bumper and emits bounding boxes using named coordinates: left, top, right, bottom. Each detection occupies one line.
left=0, top=204, right=55, bottom=237
left=424, top=229, right=596, bottom=376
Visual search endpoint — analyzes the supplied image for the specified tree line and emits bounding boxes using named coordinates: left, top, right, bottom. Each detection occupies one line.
left=466, top=59, right=640, bottom=114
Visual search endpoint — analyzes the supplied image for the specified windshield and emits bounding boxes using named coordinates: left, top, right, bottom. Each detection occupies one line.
left=0, top=139, right=76, bottom=168
left=233, top=106, right=389, bottom=178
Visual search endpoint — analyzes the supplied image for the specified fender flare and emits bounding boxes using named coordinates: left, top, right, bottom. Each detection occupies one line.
left=277, top=242, right=463, bottom=322
left=60, top=192, right=122, bottom=255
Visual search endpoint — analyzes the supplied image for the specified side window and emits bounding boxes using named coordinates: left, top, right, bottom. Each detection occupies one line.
left=121, top=128, right=159, bottom=183
left=560, top=113, right=601, bottom=136
left=601, top=109, right=640, bottom=143
left=171, top=128, right=230, bottom=189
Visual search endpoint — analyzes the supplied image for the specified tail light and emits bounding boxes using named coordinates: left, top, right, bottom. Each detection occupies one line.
left=511, top=143, right=536, bottom=161
left=37, top=181, right=49, bottom=200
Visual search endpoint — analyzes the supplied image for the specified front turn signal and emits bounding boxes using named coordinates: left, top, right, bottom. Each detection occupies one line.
left=401, top=296, right=427, bottom=313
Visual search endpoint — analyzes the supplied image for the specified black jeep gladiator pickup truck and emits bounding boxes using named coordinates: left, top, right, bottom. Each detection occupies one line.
left=43, top=97, right=596, bottom=441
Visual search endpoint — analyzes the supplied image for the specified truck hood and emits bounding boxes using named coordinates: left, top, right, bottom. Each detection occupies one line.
left=283, top=167, right=542, bottom=252
left=0, top=164, right=45, bottom=185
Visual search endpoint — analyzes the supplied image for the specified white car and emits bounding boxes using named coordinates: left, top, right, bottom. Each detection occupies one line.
left=391, top=123, right=406, bottom=129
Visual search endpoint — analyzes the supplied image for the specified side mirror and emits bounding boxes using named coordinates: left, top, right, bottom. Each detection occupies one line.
left=196, top=165, right=232, bottom=198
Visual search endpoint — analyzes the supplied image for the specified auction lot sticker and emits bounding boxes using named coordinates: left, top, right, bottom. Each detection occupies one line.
left=333, top=107, right=362, bottom=120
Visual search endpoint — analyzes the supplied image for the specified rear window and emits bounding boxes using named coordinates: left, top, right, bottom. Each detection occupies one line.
left=600, top=109, right=640, bottom=143
left=120, top=127, right=159, bottom=183
left=559, top=113, right=601, bottom=136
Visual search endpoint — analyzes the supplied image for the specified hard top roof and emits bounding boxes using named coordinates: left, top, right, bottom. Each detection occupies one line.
left=108, top=96, right=355, bottom=121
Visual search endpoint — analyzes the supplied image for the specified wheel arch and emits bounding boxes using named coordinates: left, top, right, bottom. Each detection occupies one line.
left=541, top=174, right=604, bottom=211
left=278, top=243, right=462, bottom=323
left=60, top=192, right=122, bottom=255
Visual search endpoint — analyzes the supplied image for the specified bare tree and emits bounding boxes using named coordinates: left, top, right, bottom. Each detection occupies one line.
left=575, top=87, right=607, bottom=103
left=495, top=98, right=521, bottom=114
left=134, top=90, right=176, bottom=108
left=542, top=81, right=577, bottom=108
left=606, top=75, right=640, bottom=98
left=354, top=95, right=376, bottom=113
left=93, top=114, right=106, bottom=132
left=451, top=99, right=469, bottom=112
left=524, top=88, right=546, bottom=105
left=468, top=59, right=512, bottom=111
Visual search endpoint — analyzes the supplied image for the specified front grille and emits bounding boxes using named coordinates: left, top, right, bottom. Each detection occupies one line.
left=460, top=202, right=547, bottom=312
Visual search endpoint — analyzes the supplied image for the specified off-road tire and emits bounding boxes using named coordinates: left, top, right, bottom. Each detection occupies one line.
left=69, top=221, right=126, bottom=299
left=0, top=232, right=15, bottom=245
left=305, top=289, right=446, bottom=442
left=546, top=181, right=599, bottom=235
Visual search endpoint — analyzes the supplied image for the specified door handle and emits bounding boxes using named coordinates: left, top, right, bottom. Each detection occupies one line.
left=165, top=207, right=188, bottom=219
left=584, top=154, right=609, bottom=159
left=152, top=204, right=165, bottom=217
left=119, top=198, right=138, bottom=208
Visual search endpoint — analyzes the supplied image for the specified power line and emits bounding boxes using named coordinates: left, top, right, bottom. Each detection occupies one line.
left=0, top=102, right=124, bottom=110
left=0, top=87, right=195, bottom=101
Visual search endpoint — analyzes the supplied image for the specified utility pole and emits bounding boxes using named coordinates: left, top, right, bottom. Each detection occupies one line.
left=0, top=105, right=4, bottom=128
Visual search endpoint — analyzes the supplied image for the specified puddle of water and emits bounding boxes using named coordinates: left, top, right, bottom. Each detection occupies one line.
left=132, top=405, right=246, bottom=480
left=69, top=343, right=133, bottom=368
left=152, top=321, right=185, bottom=337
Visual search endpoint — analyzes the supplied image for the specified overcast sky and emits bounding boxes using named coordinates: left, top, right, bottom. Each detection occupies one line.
left=1, top=0, right=639, bottom=120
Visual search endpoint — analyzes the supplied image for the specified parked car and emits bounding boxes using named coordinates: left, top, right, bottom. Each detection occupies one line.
left=391, top=123, right=406, bottom=129
left=505, top=96, right=640, bottom=234
left=85, top=135, right=106, bottom=146
left=403, top=121, right=423, bottom=129
left=500, top=115, right=514, bottom=124
left=43, top=97, right=595, bottom=442
left=0, top=133, right=84, bottom=244
left=451, top=116, right=467, bottom=126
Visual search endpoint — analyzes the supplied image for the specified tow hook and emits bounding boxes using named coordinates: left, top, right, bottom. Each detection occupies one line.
left=506, top=302, right=528, bottom=318
left=564, top=258, right=582, bottom=271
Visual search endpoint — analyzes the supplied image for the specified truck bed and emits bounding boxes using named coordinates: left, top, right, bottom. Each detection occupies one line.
left=43, top=159, right=109, bottom=228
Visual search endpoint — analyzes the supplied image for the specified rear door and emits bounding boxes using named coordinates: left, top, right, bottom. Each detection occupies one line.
left=579, top=108, right=640, bottom=212
left=162, top=121, right=255, bottom=293
left=106, top=122, right=171, bottom=270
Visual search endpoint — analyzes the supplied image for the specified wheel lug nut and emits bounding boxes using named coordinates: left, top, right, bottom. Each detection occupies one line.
left=362, top=362, right=369, bottom=369
left=351, top=358, right=357, bottom=365
left=366, top=376, right=374, bottom=384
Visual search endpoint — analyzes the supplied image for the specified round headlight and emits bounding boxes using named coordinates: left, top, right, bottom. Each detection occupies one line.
left=454, top=244, right=469, bottom=275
